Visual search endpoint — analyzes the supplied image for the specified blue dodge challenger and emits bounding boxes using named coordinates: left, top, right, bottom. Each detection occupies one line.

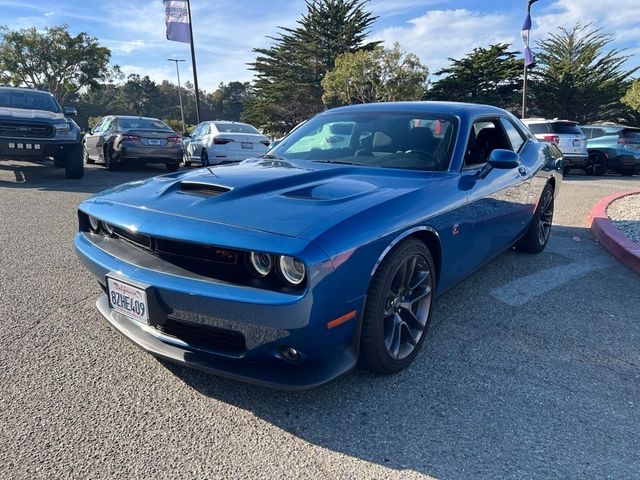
left=75, top=102, right=563, bottom=389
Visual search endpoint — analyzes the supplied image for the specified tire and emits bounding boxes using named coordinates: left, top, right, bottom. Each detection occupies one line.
left=83, top=142, right=94, bottom=164
left=63, top=145, right=84, bottom=179
left=587, top=152, right=606, bottom=176
left=165, top=163, right=180, bottom=172
left=359, top=238, right=436, bottom=374
left=104, top=145, right=118, bottom=171
left=515, top=183, right=554, bottom=254
left=201, top=149, right=209, bottom=167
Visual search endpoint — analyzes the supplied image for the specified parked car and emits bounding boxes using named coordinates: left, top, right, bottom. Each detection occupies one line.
left=579, top=124, right=640, bottom=176
left=183, top=121, right=270, bottom=166
left=75, top=101, right=562, bottom=389
left=522, top=118, right=588, bottom=174
left=0, top=86, right=83, bottom=178
left=83, top=116, right=183, bottom=172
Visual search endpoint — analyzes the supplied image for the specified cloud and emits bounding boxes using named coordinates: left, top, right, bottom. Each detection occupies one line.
left=368, top=0, right=450, bottom=17
left=373, top=9, right=517, bottom=75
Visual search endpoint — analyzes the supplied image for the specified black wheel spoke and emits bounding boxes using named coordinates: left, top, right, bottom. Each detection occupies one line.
left=403, top=257, right=417, bottom=290
left=408, top=269, right=429, bottom=291
left=405, top=285, right=432, bottom=306
left=384, top=313, right=403, bottom=359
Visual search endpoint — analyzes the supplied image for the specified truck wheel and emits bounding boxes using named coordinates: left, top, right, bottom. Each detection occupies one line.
left=64, top=145, right=84, bottom=179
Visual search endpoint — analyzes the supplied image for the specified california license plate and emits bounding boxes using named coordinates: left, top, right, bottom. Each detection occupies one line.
left=148, top=139, right=161, bottom=145
left=241, top=142, right=253, bottom=149
left=107, top=277, right=149, bottom=324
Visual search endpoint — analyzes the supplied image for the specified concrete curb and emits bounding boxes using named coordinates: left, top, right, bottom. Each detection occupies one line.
left=588, top=190, right=640, bottom=274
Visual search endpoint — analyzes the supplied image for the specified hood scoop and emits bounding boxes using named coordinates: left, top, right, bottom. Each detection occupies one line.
left=179, top=181, right=231, bottom=197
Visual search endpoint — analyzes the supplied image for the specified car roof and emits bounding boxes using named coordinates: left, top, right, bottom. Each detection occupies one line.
left=324, top=101, right=512, bottom=118
left=111, top=115, right=165, bottom=122
left=580, top=123, right=639, bottom=131
left=0, top=86, right=54, bottom=95
left=522, top=118, right=578, bottom=125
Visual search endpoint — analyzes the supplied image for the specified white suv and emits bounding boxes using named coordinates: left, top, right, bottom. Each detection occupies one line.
left=522, top=119, right=588, bottom=174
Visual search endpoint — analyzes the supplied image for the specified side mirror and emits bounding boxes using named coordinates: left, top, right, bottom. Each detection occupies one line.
left=487, top=149, right=520, bottom=169
left=63, top=106, right=78, bottom=117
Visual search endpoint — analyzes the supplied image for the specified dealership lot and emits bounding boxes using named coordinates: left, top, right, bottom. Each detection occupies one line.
left=1, top=161, right=639, bottom=479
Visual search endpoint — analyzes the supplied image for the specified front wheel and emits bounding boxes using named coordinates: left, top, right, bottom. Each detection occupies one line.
left=201, top=149, right=210, bottom=167
left=104, top=145, right=118, bottom=171
left=359, top=239, right=435, bottom=374
left=515, top=183, right=554, bottom=254
left=83, top=142, right=94, bottom=165
left=586, top=152, right=606, bottom=176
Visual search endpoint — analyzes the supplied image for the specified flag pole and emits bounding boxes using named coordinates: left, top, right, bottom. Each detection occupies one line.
left=186, top=0, right=201, bottom=124
left=521, top=0, right=538, bottom=119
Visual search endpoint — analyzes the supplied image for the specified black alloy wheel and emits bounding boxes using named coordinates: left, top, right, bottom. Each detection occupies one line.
left=587, top=152, right=606, bottom=176
left=515, top=182, right=555, bottom=254
left=201, top=149, right=210, bottom=167
left=360, top=239, right=435, bottom=374
left=104, top=145, right=117, bottom=171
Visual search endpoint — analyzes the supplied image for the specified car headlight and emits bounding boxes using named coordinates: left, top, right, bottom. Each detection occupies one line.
left=88, top=215, right=100, bottom=232
left=54, top=122, right=71, bottom=132
left=249, top=252, right=273, bottom=277
left=102, top=222, right=114, bottom=236
left=278, top=256, right=306, bottom=285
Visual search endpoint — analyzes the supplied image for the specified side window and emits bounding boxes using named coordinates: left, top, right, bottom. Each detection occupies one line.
left=192, top=124, right=203, bottom=138
left=464, top=118, right=512, bottom=167
left=592, top=128, right=606, bottom=139
left=92, top=119, right=105, bottom=133
left=102, top=118, right=114, bottom=133
left=500, top=118, right=526, bottom=152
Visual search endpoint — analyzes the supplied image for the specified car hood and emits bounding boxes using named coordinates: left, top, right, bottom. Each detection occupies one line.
left=87, top=158, right=432, bottom=238
left=0, top=107, right=64, bottom=121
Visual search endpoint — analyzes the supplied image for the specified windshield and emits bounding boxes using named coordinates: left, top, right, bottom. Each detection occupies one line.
left=214, top=122, right=260, bottom=134
left=0, top=90, right=61, bottom=113
left=271, top=111, right=458, bottom=171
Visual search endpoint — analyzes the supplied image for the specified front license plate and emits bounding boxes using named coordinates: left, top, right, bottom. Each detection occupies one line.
left=241, top=142, right=253, bottom=149
left=148, top=139, right=161, bottom=145
left=107, top=277, right=149, bottom=324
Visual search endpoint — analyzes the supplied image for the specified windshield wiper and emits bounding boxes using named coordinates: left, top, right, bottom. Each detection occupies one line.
left=261, top=153, right=285, bottom=160
left=312, top=160, right=357, bottom=165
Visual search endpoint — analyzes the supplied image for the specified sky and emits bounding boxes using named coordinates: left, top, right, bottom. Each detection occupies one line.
left=1, top=0, right=639, bottom=92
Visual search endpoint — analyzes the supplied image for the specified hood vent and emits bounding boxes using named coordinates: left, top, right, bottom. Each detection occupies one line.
left=179, top=182, right=231, bottom=197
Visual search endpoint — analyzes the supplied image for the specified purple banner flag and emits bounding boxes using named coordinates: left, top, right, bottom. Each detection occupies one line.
left=164, top=0, right=191, bottom=44
left=521, top=0, right=538, bottom=67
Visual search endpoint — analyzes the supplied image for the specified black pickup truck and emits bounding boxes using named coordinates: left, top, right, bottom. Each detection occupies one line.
left=0, top=86, right=83, bottom=178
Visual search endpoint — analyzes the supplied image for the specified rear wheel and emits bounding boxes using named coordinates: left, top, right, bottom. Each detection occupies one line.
left=201, top=149, right=209, bottom=167
left=515, top=183, right=554, bottom=254
left=359, top=239, right=435, bottom=374
left=587, top=152, right=607, bottom=176
left=104, top=145, right=118, bottom=171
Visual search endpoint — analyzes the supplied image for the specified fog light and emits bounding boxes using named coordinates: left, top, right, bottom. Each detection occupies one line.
left=279, top=345, right=301, bottom=363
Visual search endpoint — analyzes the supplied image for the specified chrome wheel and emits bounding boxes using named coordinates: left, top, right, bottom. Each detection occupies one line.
left=383, top=254, right=433, bottom=361
left=538, top=188, right=554, bottom=246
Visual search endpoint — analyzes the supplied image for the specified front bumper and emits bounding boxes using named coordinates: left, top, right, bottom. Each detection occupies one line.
left=0, top=137, right=80, bottom=160
left=74, top=232, right=364, bottom=390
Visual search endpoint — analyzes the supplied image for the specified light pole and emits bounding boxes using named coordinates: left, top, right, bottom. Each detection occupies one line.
left=168, top=58, right=186, bottom=134
left=521, top=0, right=539, bottom=119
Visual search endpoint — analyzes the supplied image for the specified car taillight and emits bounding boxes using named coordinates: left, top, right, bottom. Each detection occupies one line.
left=543, top=135, right=560, bottom=145
left=260, top=140, right=270, bottom=147
left=167, top=136, right=181, bottom=144
left=213, top=138, right=234, bottom=145
left=121, top=134, right=141, bottom=142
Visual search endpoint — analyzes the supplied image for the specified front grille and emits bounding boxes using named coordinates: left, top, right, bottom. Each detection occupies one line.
left=0, top=122, right=55, bottom=138
left=155, top=318, right=246, bottom=356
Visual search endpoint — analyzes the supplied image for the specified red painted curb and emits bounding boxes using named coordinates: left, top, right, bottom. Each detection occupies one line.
left=588, top=190, right=640, bottom=274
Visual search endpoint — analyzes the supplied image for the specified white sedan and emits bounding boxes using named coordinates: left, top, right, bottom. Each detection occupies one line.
left=183, top=121, right=270, bottom=166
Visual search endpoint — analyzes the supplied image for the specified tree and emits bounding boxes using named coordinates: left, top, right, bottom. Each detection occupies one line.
left=322, top=43, right=428, bottom=106
left=246, top=0, right=378, bottom=133
left=0, top=24, right=118, bottom=104
left=207, top=81, right=252, bottom=121
left=622, top=80, right=640, bottom=112
left=530, top=24, right=638, bottom=123
left=426, top=43, right=523, bottom=111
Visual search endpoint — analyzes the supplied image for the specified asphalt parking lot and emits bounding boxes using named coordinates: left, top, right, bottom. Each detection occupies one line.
left=1, top=160, right=639, bottom=479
